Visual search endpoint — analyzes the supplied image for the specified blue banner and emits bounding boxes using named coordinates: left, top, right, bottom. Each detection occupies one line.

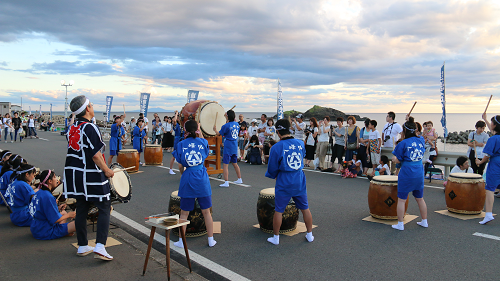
left=187, top=90, right=199, bottom=103
left=440, top=63, right=448, bottom=137
left=140, top=93, right=151, bottom=117
left=50, top=104, right=52, bottom=120
left=105, top=96, right=113, bottom=122
left=277, top=79, right=284, bottom=120
left=29, top=106, right=31, bottom=115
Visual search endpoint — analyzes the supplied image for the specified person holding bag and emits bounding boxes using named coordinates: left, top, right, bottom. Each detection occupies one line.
left=344, top=116, right=360, bottom=162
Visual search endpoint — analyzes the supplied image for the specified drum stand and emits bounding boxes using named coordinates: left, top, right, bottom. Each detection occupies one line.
left=204, top=136, right=223, bottom=178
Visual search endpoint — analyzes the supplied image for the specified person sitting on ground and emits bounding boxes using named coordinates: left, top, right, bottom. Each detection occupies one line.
left=264, top=139, right=277, bottom=164
left=29, top=170, right=76, bottom=240
left=173, top=120, right=216, bottom=248
left=0, top=154, right=23, bottom=206
left=341, top=152, right=362, bottom=179
left=245, top=135, right=263, bottom=165
left=374, top=155, right=390, bottom=177
left=4, top=163, right=37, bottom=227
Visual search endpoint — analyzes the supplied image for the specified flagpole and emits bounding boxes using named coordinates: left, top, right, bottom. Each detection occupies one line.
left=443, top=61, right=446, bottom=152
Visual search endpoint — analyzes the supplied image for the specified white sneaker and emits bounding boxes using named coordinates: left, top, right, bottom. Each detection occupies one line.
left=77, top=245, right=95, bottom=256
left=173, top=240, right=184, bottom=248
left=169, top=169, right=176, bottom=175
left=233, top=179, right=243, bottom=184
left=219, top=182, right=229, bottom=187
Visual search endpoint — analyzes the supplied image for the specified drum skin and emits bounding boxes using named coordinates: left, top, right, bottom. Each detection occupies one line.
left=109, top=163, right=132, bottom=203
left=445, top=173, right=485, bottom=214
left=180, top=100, right=226, bottom=137
left=168, top=191, right=212, bottom=237
left=144, top=145, right=163, bottom=165
left=117, top=149, right=139, bottom=173
left=368, top=176, right=408, bottom=220
left=257, top=188, right=299, bottom=234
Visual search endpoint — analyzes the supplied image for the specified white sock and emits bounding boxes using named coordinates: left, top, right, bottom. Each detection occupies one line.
left=219, top=181, right=229, bottom=187
left=305, top=232, right=314, bottom=242
left=233, top=178, right=243, bottom=184
left=93, top=243, right=113, bottom=259
left=169, top=169, right=176, bottom=175
left=173, top=238, right=184, bottom=248
left=94, top=243, right=105, bottom=252
left=391, top=221, right=404, bottom=231
left=480, top=212, right=494, bottom=225
left=417, top=219, right=428, bottom=228
left=77, top=245, right=94, bottom=254
left=267, top=234, right=279, bottom=245
left=208, top=236, right=217, bottom=247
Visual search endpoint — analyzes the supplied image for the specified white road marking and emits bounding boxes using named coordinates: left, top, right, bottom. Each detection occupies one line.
left=473, top=232, right=500, bottom=241
left=111, top=211, right=251, bottom=281
left=155, top=165, right=251, bottom=187
left=38, top=138, right=50, bottom=141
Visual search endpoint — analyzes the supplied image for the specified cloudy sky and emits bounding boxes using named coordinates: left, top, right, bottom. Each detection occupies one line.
left=1, top=0, right=499, bottom=113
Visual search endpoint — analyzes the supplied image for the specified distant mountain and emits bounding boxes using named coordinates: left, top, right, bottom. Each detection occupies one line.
left=274, top=105, right=367, bottom=121
left=129, top=107, right=169, bottom=112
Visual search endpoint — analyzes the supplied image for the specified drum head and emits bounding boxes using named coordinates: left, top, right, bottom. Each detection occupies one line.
left=145, top=144, right=161, bottom=148
left=260, top=188, right=275, bottom=196
left=449, top=173, right=482, bottom=180
left=120, top=149, right=137, bottom=153
left=109, top=163, right=132, bottom=202
left=198, top=102, right=226, bottom=136
left=372, top=175, right=398, bottom=183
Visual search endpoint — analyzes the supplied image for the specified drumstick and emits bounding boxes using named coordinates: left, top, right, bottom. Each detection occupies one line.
left=473, top=140, right=477, bottom=160
left=56, top=192, right=63, bottom=201
left=230, top=105, right=236, bottom=111
left=114, top=166, right=136, bottom=172
left=214, top=112, right=218, bottom=130
left=392, top=136, right=395, bottom=151
left=484, top=95, right=493, bottom=113
left=408, top=101, right=417, bottom=116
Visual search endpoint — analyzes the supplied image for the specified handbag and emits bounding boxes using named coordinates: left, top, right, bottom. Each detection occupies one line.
left=19, top=128, right=25, bottom=137
left=347, top=142, right=357, bottom=150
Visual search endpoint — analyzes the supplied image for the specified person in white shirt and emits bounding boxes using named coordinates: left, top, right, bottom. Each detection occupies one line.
left=304, top=118, right=318, bottom=167
left=291, top=114, right=306, bottom=142
left=28, top=114, right=39, bottom=138
left=450, top=156, right=473, bottom=174
left=316, top=116, right=331, bottom=170
left=3, top=113, right=13, bottom=142
left=248, top=119, right=259, bottom=138
left=257, top=114, right=267, bottom=145
left=368, top=120, right=381, bottom=177
left=381, top=111, right=403, bottom=148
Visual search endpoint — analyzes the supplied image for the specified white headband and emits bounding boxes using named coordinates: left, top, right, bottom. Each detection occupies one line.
left=73, top=98, right=90, bottom=115
left=16, top=166, right=35, bottom=175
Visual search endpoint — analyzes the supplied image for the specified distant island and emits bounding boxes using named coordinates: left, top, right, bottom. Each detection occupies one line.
left=273, top=105, right=367, bottom=121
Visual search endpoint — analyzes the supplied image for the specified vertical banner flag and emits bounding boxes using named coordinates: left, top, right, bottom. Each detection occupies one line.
left=50, top=104, right=52, bottom=119
left=187, top=90, right=199, bottom=103
left=440, top=62, right=448, bottom=138
left=140, top=93, right=151, bottom=117
left=39, top=105, right=42, bottom=115
left=29, top=106, right=31, bottom=115
left=105, top=96, right=113, bottom=122
left=277, top=79, right=284, bottom=120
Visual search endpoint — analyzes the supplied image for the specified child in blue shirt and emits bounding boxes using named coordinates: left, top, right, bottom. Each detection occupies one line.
left=391, top=117, right=428, bottom=231
left=173, top=120, right=216, bottom=247
left=475, top=113, right=500, bottom=225
left=265, top=119, right=314, bottom=245
left=214, top=110, right=242, bottom=187
left=5, top=163, right=37, bottom=226
left=30, top=170, right=77, bottom=239
left=132, top=118, right=147, bottom=164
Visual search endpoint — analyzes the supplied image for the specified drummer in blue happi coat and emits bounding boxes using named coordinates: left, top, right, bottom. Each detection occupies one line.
left=1, top=154, right=23, bottom=206
left=30, top=170, right=76, bottom=239
left=391, top=117, right=428, bottom=231
left=132, top=118, right=147, bottom=165
left=0, top=150, right=11, bottom=170
left=214, top=110, right=243, bottom=187
left=475, top=113, right=500, bottom=225
left=4, top=163, right=37, bottom=226
left=172, top=120, right=216, bottom=248
left=168, top=110, right=182, bottom=175
left=265, top=119, right=314, bottom=245
left=108, top=116, right=123, bottom=165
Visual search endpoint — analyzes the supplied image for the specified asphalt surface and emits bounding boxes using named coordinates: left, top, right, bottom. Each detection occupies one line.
left=2, top=131, right=500, bottom=281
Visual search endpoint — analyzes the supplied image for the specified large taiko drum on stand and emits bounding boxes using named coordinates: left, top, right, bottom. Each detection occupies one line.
left=144, top=144, right=163, bottom=165
left=117, top=149, right=139, bottom=173
left=180, top=100, right=226, bottom=136
left=257, top=188, right=299, bottom=234
left=368, top=175, right=408, bottom=220
left=445, top=173, right=485, bottom=214
left=168, top=191, right=213, bottom=237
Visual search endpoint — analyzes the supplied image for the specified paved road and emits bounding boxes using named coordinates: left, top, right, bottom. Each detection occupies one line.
left=3, top=131, right=500, bottom=280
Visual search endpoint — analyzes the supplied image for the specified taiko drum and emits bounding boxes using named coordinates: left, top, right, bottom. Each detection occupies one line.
left=144, top=144, right=163, bottom=165
left=257, top=188, right=299, bottom=234
left=368, top=175, right=408, bottom=220
left=445, top=173, right=485, bottom=214
left=117, top=149, right=139, bottom=173
left=168, top=190, right=213, bottom=237
left=180, top=100, right=226, bottom=137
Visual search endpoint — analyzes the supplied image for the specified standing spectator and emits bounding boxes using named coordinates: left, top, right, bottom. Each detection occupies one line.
left=151, top=115, right=162, bottom=144
left=238, top=123, right=248, bottom=161
left=20, top=112, right=28, bottom=138
left=368, top=120, right=382, bottom=177
left=381, top=111, right=403, bottom=148
left=423, top=121, right=439, bottom=176
left=291, top=114, right=306, bottom=142
left=304, top=117, right=318, bottom=168
left=468, top=120, right=489, bottom=175
left=358, top=118, right=371, bottom=176
left=0, top=116, right=3, bottom=140
left=345, top=116, right=360, bottom=162
left=28, top=115, right=38, bottom=138
left=316, top=116, right=330, bottom=170
left=4, top=113, right=13, bottom=143
left=139, top=113, right=149, bottom=145
left=332, top=117, right=346, bottom=173
left=248, top=119, right=259, bottom=139
left=12, top=112, right=22, bottom=142
left=238, top=114, right=247, bottom=130
left=162, top=116, right=174, bottom=151
left=263, top=118, right=276, bottom=163
left=257, top=114, right=267, bottom=145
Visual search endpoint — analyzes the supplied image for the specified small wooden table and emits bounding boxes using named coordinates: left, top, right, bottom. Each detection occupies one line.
left=143, top=219, right=192, bottom=280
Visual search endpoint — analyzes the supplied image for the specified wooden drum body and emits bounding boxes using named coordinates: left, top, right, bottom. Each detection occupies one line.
left=180, top=100, right=226, bottom=137
left=368, top=175, right=408, bottom=220
left=117, top=149, right=139, bottom=173
left=144, top=144, right=163, bottom=165
left=168, top=191, right=212, bottom=237
left=257, top=188, right=299, bottom=234
left=445, top=173, right=485, bottom=214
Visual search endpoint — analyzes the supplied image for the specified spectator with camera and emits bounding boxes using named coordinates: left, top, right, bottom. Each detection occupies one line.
left=381, top=111, right=402, bottom=148
left=304, top=117, right=318, bottom=168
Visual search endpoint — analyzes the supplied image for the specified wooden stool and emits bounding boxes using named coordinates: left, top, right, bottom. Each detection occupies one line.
left=143, top=219, right=192, bottom=280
